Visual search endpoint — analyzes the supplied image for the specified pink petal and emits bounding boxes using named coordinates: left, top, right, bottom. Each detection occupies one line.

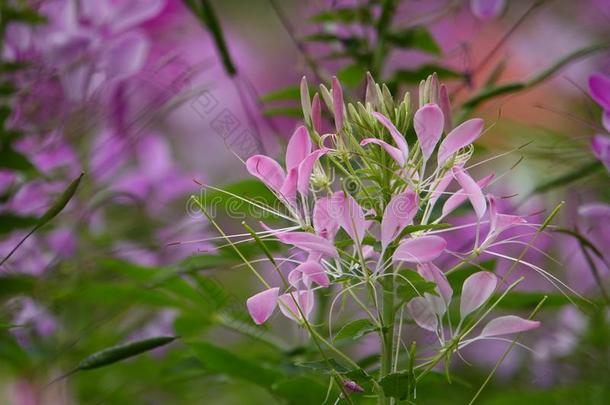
left=407, top=296, right=438, bottom=332
left=479, top=315, right=540, bottom=338
left=589, top=73, right=610, bottom=111
left=428, top=169, right=455, bottom=210
left=414, top=104, right=444, bottom=160
left=102, top=32, right=149, bottom=79
left=247, top=287, right=279, bottom=325
left=298, top=261, right=330, bottom=288
left=470, top=0, right=505, bottom=20
left=360, top=138, right=406, bottom=166
left=452, top=167, right=487, bottom=219
left=110, top=0, right=165, bottom=32
left=332, top=76, right=344, bottom=132
left=313, top=196, right=340, bottom=240
left=417, top=262, right=453, bottom=305
left=246, top=155, right=286, bottom=193
left=443, top=173, right=493, bottom=218
left=297, top=149, right=327, bottom=195
left=277, top=232, right=339, bottom=258
left=381, top=189, right=418, bottom=248
left=603, top=110, right=610, bottom=133
left=372, top=112, right=409, bottom=161
left=439, top=84, right=453, bottom=131
left=330, top=191, right=367, bottom=244
left=393, top=235, right=446, bottom=263
left=460, top=272, right=497, bottom=318
left=312, top=93, right=322, bottom=133
left=487, top=194, right=527, bottom=237
left=286, top=126, right=312, bottom=171
left=437, top=118, right=484, bottom=165
left=278, top=290, right=315, bottom=322
left=288, top=268, right=302, bottom=288
left=591, top=134, right=610, bottom=171
left=578, top=202, right=610, bottom=220
left=279, top=168, right=298, bottom=205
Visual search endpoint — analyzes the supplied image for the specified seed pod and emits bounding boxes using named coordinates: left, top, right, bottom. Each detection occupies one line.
left=77, top=336, right=177, bottom=370
left=37, top=172, right=84, bottom=226
left=300, top=76, right=312, bottom=127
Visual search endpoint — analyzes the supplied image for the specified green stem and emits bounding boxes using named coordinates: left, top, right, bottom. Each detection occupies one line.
left=378, top=266, right=396, bottom=405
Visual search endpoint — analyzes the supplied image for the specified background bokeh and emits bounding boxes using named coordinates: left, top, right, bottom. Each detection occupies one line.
left=1, top=0, right=609, bottom=403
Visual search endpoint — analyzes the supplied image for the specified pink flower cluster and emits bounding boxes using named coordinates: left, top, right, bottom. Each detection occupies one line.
left=240, top=75, right=540, bottom=343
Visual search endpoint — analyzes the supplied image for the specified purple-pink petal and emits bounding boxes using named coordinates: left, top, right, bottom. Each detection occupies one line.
left=393, top=235, right=446, bottom=263
left=470, top=0, right=506, bottom=20
left=297, top=149, right=327, bottom=195
left=286, top=126, right=312, bottom=171
left=438, top=118, right=484, bottom=165
left=278, top=290, right=315, bottom=322
left=591, top=134, right=610, bottom=171
left=279, top=168, right=298, bottom=205
left=313, top=197, right=340, bottom=241
left=443, top=173, right=493, bottom=218
left=102, top=31, right=149, bottom=79
left=330, top=191, right=367, bottom=244
left=246, top=155, right=286, bottom=193
left=372, top=112, right=409, bottom=161
left=381, top=189, right=418, bottom=248
left=417, top=262, right=453, bottom=305
left=360, top=138, right=406, bottom=167
left=479, top=315, right=540, bottom=338
left=452, top=167, right=487, bottom=219
left=439, top=84, right=453, bottom=131
left=414, top=103, right=444, bottom=160
left=602, top=110, right=610, bottom=133
left=298, top=261, right=330, bottom=288
left=589, top=73, right=610, bottom=111
left=277, top=232, right=339, bottom=257
left=407, top=296, right=438, bottom=332
left=247, top=287, right=279, bottom=325
left=460, top=272, right=497, bottom=318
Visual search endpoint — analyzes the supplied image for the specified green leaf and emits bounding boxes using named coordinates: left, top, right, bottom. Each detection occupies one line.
left=2, top=7, right=47, bottom=24
left=493, top=291, right=593, bottom=311
left=0, top=145, right=36, bottom=172
left=0, top=274, right=36, bottom=301
left=309, top=8, right=373, bottom=24
left=392, top=65, right=463, bottom=84
left=260, top=86, right=300, bottom=102
left=447, top=260, right=496, bottom=292
left=189, top=341, right=281, bottom=387
left=198, top=178, right=279, bottom=219
left=0, top=214, right=38, bottom=235
left=295, top=358, right=351, bottom=374
left=338, top=63, right=366, bottom=87
left=78, top=336, right=177, bottom=370
left=387, top=27, right=441, bottom=54
left=379, top=371, right=412, bottom=400
left=0, top=82, right=16, bottom=96
left=395, top=270, right=437, bottom=303
left=334, top=319, right=377, bottom=341
left=272, top=376, right=329, bottom=405
left=398, top=223, right=451, bottom=239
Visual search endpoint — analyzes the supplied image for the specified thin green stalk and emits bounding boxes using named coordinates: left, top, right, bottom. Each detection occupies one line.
left=468, top=296, right=547, bottom=405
